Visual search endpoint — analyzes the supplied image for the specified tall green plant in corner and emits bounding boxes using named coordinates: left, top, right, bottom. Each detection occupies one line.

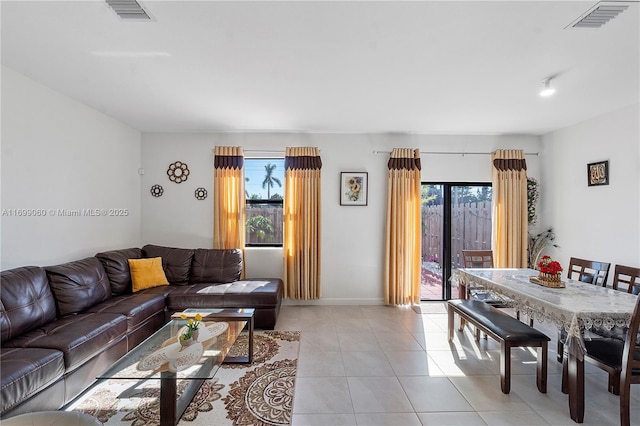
left=527, top=178, right=560, bottom=268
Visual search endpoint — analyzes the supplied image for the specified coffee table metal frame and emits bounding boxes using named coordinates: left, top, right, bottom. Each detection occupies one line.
left=180, top=308, right=255, bottom=364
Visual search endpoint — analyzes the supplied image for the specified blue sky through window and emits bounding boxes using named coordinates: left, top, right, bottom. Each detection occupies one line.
left=244, top=158, right=285, bottom=199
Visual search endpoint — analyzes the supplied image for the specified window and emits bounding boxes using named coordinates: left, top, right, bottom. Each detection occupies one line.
left=245, top=158, right=285, bottom=246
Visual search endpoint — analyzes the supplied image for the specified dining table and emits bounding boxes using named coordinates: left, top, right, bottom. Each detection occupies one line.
left=452, top=267, right=638, bottom=423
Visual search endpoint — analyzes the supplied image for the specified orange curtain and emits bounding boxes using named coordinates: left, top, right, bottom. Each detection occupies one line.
left=384, top=148, right=422, bottom=306
left=213, top=147, right=245, bottom=259
left=491, top=149, right=528, bottom=268
left=283, top=147, right=322, bottom=299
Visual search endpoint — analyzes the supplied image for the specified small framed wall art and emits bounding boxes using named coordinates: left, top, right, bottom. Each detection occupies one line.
left=340, top=172, right=368, bottom=206
left=587, top=160, right=609, bottom=186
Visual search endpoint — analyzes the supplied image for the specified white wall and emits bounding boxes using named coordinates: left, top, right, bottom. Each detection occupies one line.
left=141, top=132, right=540, bottom=304
left=0, top=67, right=142, bottom=269
left=540, top=103, right=640, bottom=279
left=3, top=64, right=635, bottom=300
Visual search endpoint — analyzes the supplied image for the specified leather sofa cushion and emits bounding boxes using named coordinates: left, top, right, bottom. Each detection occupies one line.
left=167, top=279, right=283, bottom=310
left=45, top=257, right=111, bottom=317
left=85, top=293, right=166, bottom=333
left=0, top=266, right=57, bottom=343
left=0, top=347, right=65, bottom=414
left=142, top=245, right=194, bottom=285
left=95, top=248, right=142, bottom=295
left=135, top=284, right=177, bottom=298
left=190, top=248, right=242, bottom=284
left=4, top=313, right=127, bottom=371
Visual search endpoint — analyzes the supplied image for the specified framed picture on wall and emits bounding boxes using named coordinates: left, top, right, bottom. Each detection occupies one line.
left=587, top=160, right=609, bottom=186
left=340, top=172, right=368, bottom=206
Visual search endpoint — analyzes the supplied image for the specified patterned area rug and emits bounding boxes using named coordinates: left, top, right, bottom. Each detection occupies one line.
left=66, top=331, right=300, bottom=426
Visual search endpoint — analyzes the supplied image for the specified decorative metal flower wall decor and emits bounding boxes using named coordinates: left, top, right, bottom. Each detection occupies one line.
left=150, top=184, right=164, bottom=197
left=194, top=188, right=208, bottom=200
left=167, top=161, right=190, bottom=184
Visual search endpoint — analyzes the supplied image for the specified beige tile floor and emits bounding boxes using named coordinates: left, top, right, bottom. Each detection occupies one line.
left=274, top=303, right=640, bottom=426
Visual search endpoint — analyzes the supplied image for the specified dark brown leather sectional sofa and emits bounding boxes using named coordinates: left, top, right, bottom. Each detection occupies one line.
left=0, top=244, right=283, bottom=419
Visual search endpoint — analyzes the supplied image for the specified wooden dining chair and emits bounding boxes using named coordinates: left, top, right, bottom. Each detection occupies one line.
left=459, top=250, right=517, bottom=337
left=462, top=250, right=494, bottom=269
left=461, top=249, right=533, bottom=326
left=612, top=264, right=640, bottom=295
left=620, top=297, right=640, bottom=426
left=458, top=250, right=495, bottom=300
left=461, top=250, right=504, bottom=304
left=457, top=250, right=493, bottom=335
left=563, top=291, right=640, bottom=426
left=566, top=257, right=611, bottom=286
left=580, top=265, right=640, bottom=394
left=558, top=257, right=612, bottom=362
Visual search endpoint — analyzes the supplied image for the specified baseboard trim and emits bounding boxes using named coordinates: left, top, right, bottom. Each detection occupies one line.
left=282, top=298, right=384, bottom=306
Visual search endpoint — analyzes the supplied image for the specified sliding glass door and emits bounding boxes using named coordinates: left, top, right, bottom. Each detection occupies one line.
left=421, top=183, right=492, bottom=300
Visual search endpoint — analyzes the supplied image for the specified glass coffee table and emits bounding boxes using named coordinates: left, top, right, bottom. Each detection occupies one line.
left=97, top=308, right=250, bottom=426
left=176, top=308, right=255, bottom=364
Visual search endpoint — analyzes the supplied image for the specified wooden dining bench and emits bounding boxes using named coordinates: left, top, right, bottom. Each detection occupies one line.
left=447, top=299, right=550, bottom=394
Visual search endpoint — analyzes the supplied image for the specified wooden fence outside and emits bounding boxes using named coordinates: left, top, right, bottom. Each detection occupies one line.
left=245, top=202, right=490, bottom=253
left=422, top=201, right=492, bottom=269
left=246, top=206, right=283, bottom=245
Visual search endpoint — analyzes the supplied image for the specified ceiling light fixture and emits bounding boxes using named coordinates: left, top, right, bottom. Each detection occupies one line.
left=540, top=78, right=556, bottom=97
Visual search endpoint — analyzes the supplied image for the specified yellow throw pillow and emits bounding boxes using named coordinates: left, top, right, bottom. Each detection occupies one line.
left=128, top=257, right=169, bottom=292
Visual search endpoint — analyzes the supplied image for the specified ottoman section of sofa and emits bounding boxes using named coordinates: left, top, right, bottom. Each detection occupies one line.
left=0, top=347, right=65, bottom=415
left=85, top=293, right=166, bottom=350
left=166, top=279, right=283, bottom=329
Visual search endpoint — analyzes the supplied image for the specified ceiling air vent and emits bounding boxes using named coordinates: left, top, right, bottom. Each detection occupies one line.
left=567, top=2, right=630, bottom=29
left=106, top=0, right=152, bottom=20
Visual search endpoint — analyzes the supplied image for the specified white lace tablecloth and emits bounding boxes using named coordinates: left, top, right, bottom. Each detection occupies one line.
left=453, top=268, right=638, bottom=360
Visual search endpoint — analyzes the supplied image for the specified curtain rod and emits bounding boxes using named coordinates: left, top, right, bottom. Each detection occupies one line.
left=222, top=149, right=322, bottom=154
left=243, top=149, right=285, bottom=153
left=373, top=150, right=539, bottom=156
left=212, top=148, right=284, bottom=153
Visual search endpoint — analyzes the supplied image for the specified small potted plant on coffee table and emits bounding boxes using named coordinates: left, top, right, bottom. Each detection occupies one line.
left=179, top=313, right=202, bottom=349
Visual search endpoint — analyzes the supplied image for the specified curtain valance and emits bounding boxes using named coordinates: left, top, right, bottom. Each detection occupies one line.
left=493, top=158, right=527, bottom=172
left=388, top=148, right=422, bottom=171
left=285, top=148, right=322, bottom=170
left=214, top=148, right=244, bottom=169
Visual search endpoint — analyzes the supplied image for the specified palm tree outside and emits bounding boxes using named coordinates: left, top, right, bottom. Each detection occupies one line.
left=262, top=163, right=282, bottom=199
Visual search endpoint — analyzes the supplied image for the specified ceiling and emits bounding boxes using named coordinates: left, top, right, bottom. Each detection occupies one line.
left=2, top=1, right=639, bottom=135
